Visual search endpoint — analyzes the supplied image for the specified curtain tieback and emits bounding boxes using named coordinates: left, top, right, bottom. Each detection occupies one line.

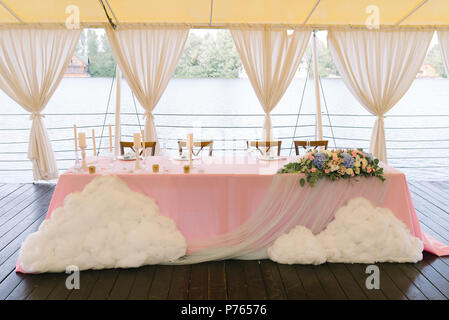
left=30, top=112, right=44, bottom=120
left=264, top=113, right=271, bottom=126
left=143, top=111, right=154, bottom=120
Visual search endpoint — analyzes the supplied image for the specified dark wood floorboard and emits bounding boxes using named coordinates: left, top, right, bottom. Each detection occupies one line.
left=0, top=181, right=449, bottom=300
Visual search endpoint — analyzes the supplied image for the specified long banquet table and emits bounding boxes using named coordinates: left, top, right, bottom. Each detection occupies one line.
left=38, top=155, right=449, bottom=258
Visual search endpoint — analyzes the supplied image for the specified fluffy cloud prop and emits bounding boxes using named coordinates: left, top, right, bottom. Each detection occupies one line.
left=268, top=197, right=423, bottom=265
left=267, top=225, right=326, bottom=265
left=19, top=176, right=186, bottom=273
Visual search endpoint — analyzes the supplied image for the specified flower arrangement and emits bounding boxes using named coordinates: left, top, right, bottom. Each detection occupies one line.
left=278, top=148, right=385, bottom=186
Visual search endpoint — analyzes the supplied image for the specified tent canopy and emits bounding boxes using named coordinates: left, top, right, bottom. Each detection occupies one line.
left=0, top=0, right=448, bottom=27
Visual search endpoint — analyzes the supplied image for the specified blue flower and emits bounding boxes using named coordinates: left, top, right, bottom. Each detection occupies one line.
left=342, top=153, right=355, bottom=168
left=364, top=152, right=374, bottom=163
left=312, top=152, right=326, bottom=169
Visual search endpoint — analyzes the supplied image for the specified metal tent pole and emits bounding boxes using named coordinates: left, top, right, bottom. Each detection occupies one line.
left=312, top=30, right=323, bottom=141
left=114, top=65, right=121, bottom=157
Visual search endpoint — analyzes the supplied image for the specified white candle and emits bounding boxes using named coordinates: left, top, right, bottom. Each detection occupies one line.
left=133, top=133, right=141, bottom=149
left=79, top=132, right=86, bottom=148
left=187, top=133, right=193, bottom=150
left=108, top=125, right=113, bottom=152
left=73, top=124, right=78, bottom=153
left=92, top=129, right=97, bottom=156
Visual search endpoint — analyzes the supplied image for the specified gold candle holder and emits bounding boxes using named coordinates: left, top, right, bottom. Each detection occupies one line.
left=183, top=165, right=190, bottom=174
left=88, top=165, right=96, bottom=174
left=152, top=164, right=159, bottom=173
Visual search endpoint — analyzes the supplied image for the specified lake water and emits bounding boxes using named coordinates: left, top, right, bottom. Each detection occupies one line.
left=1, top=77, right=449, bottom=182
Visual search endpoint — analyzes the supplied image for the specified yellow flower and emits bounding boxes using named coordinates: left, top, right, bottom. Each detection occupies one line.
left=361, top=158, right=368, bottom=167
left=346, top=168, right=354, bottom=175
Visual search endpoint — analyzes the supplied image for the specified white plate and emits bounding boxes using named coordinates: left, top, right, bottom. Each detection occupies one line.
left=257, top=155, right=285, bottom=161
left=117, top=155, right=142, bottom=161
left=171, top=155, right=199, bottom=161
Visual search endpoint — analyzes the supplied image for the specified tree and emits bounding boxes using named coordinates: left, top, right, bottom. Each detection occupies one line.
left=82, top=30, right=116, bottom=77
left=75, top=29, right=87, bottom=57
left=425, top=43, right=446, bottom=78
left=87, top=29, right=99, bottom=57
left=173, top=30, right=242, bottom=78
left=305, top=38, right=339, bottom=78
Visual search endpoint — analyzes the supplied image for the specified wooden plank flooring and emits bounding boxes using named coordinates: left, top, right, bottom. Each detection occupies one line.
left=0, top=180, right=449, bottom=300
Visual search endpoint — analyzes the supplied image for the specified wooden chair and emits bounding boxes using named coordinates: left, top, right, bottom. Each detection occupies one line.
left=178, top=140, right=213, bottom=156
left=246, top=140, right=282, bottom=156
left=120, top=141, right=157, bottom=156
left=294, top=140, right=328, bottom=155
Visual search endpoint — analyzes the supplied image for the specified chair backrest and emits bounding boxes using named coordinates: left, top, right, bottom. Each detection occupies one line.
left=294, top=140, right=328, bottom=155
left=246, top=140, right=282, bottom=156
left=120, top=141, right=157, bottom=156
left=178, top=140, right=213, bottom=156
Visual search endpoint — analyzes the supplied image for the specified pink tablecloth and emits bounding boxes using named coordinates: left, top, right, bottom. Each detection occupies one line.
left=36, top=156, right=449, bottom=256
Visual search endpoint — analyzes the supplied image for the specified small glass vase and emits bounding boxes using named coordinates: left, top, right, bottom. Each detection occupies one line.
left=73, top=150, right=81, bottom=173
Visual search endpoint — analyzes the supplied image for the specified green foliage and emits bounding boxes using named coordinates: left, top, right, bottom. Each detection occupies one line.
left=87, top=29, right=99, bottom=57
left=305, top=38, right=339, bottom=78
left=88, top=51, right=116, bottom=77
left=278, top=149, right=385, bottom=187
left=88, top=32, right=116, bottom=77
left=76, top=30, right=116, bottom=78
left=75, top=30, right=87, bottom=57
left=425, top=43, right=447, bottom=78
left=174, top=31, right=242, bottom=78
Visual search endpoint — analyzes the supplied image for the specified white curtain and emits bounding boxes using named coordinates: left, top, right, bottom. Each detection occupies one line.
left=106, top=25, right=189, bottom=154
left=328, top=29, right=432, bottom=163
left=231, top=26, right=311, bottom=141
left=438, top=30, right=449, bottom=75
left=0, top=26, right=81, bottom=180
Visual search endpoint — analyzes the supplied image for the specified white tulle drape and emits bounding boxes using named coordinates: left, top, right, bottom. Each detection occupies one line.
left=169, top=174, right=390, bottom=264
left=328, top=29, right=432, bottom=163
left=106, top=25, right=189, bottom=154
left=0, top=26, right=81, bottom=180
left=438, top=30, right=449, bottom=75
left=231, top=27, right=311, bottom=141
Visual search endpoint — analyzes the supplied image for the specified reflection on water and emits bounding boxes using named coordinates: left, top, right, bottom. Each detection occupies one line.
left=0, top=78, right=448, bottom=182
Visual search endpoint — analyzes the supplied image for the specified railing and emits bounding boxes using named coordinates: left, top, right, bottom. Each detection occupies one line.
left=1, top=112, right=449, bottom=181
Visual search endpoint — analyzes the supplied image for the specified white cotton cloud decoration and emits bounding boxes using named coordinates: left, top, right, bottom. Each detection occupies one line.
left=19, top=176, right=187, bottom=273
left=268, top=197, right=423, bottom=265
left=267, top=225, right=326, bottom=265
left=317, top=197, right=423, bottom=263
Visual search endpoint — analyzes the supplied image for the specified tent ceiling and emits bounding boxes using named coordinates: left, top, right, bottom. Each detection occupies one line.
left=0, top=0, right=448, bottom=27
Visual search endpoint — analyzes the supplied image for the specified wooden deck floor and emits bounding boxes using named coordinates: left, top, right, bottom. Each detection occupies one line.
left=0, top=181, right=448, bottom=300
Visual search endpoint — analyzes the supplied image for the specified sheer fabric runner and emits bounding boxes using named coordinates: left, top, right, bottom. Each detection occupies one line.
left=231, top=26, right=310, bottom=141
left=170, top=174, right=390, bottom=264
left=328, top=29, right=432, bottom=163
left=438, top=30, right=449, bottom=75
left=106, top=25, right=189, bottom=154
left=0, top=26, right=81, bottom=180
